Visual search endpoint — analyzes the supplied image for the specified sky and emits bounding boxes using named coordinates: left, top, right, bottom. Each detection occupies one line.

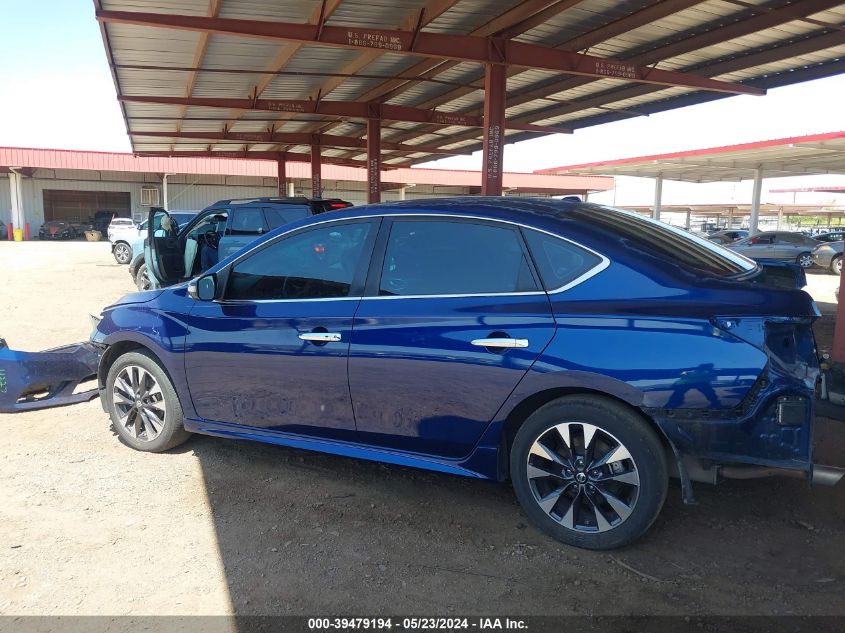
left=0, top=0, right=843, bottom=210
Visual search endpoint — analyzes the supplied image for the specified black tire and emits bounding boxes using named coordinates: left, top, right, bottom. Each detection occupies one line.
left=113, top=242, right=132, bottom=265
left=135, top=262, right=151, bottom=291
left=830, top=256, right=842, bottom=276
left=796, top=252, right=813, bottom=269
left=510, top=395, right=668, bottom=550
left=104, top=349, right=190, bottom=452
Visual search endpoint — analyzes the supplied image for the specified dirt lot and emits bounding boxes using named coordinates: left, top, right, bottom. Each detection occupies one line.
left=1, top=241, right=844, bottom=617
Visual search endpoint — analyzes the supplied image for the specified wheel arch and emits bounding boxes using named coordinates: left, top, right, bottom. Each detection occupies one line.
left=497, top=387, right=673, bottom=481
left=98, top=339, right=168, bottom=391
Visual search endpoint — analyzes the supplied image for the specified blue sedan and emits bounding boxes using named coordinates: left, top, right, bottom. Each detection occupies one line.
left=89, top=198, right=839, bottom=549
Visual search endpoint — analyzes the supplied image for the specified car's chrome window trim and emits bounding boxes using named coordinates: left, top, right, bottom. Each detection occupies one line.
left=221, top=212, right=610, bottom=303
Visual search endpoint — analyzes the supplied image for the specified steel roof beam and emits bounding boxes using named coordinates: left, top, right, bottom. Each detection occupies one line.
left=427, top=57, right=845, bottom=160
left=501, top=0, right=842, bottom=112
left=376, top=0, right=706, bottom=149
left=177, top=0, right=222, bottom=145
left=134, top=150, right=406, bottom=169
left=350, top=0, right=585, bottom=105
left=130, top=130, right=466, bottom=155
left=95, top=10, right=764, bottom=95
left=118, top=95, right=572, bottom=134
left=412, top=1, right=844, bottom=152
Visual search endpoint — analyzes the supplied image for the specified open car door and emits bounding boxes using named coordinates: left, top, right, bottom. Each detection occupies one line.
left=145, top=207, right=185, bottom=288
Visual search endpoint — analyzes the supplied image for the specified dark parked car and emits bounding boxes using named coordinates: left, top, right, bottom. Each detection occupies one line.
left=0, top=220, right=6, bottom=240
left=729, top=231, right=820, bottom=268
left=131, top=196, right=352, bottom=291
left=812, top=241, right=843, bottom=274
left=83, top=198, right=841, bottom=550
left=814, top=231, right=845, bottom=243
left=38, top=220, right=76, bottom=240
left=92, top=210, right=117, bottom=238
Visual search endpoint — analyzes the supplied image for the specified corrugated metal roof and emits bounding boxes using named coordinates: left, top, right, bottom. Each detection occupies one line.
left=95, top=0, right=845, bottom=165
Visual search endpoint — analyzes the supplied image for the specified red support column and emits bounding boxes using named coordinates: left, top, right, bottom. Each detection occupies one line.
left=367, top=118, right=381, bottom=204
left=481, top=62, right=506, bottom=196
left=310, top=141, right=322, bottom=199
left=276, top=153, right=286, bottom=197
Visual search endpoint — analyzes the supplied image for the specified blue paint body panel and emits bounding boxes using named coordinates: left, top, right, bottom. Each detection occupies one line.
left=92, top=198, right=822, bottom=480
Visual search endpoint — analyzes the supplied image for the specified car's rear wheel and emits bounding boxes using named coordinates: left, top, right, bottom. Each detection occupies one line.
left=113, top=242, right=132, bottom=264
left=831, top=256, right=842, bottom=276
left=796, top=252, right=814, bottom=269
left=510, top=395, right=668, bottom=550
left=104, top=349, right=190, bottom=452
left=135, top=262, right=151, bottom=291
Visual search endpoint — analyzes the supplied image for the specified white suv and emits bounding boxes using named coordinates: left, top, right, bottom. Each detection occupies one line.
left=108, top=218, right=140, bottom=264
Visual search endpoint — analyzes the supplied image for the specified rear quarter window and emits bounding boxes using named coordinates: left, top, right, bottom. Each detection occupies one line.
left=522, top=229, right=603, bottom=290
left=264, top=205, right=311, bottom=229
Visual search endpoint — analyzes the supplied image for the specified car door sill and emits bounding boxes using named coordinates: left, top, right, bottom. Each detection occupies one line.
left=183, top=418, right=489, bottom=479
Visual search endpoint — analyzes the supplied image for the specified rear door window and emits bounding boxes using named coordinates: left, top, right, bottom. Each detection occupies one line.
left=378, top=220, right=538, bottom=296
left=227, top=207, right=268, bottom=236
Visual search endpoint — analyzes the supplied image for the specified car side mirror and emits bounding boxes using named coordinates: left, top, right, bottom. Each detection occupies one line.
left=189, top=275, right=217, bottom=301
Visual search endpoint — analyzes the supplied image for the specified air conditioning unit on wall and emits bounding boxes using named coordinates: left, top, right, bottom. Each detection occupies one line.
left=140, top=187, right=161, bottom=206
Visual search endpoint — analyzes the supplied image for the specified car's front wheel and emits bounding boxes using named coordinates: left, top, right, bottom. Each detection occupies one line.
left=510, top=395, right=668, bottom=550
left=104, top=349, right=190, bottom=452
left=831, top=256, right=842, bottom=276
left=135, top=262, right=151, bottom=291
left=113, top=242, right=132, bottom=264
left=796, top=252, right=814, bottom=269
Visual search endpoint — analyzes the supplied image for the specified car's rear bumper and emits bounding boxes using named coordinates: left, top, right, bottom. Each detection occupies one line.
left=0, top=338, right=103, bottom=413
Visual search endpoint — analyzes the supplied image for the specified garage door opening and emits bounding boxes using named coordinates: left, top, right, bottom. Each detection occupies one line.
left=43, top=190, right=130, bottom=224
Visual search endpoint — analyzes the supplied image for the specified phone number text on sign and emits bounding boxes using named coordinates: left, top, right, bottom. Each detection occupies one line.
left=347, top=31, right=404, bottom=51
left=593, top=60, right=637, bottom=80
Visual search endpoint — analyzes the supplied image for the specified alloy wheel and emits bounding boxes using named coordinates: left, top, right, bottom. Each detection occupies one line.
left=136, top=266, right=151, bottom=291
left=112, top=365, right=167, bottom=441
left=835, top=258, right=842, bottom=276
left=526, top=422, right=640, bottom=533
left=114, top=243, right=131, bottom=264
left=797, top=253, right=813, bottom=269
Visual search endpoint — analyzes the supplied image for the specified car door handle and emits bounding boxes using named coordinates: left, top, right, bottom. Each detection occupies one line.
left=471, top=337, right=529, bottom=349
left=298, top=332, right=342, bottom=343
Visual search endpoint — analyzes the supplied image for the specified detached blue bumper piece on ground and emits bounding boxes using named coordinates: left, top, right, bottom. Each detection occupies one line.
left=0, top=339, right=101, bottom=412
left=17, top=197, right=845, bottom=549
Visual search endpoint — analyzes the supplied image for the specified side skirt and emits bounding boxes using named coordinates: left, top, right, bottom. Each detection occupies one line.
left=184, top=418, right=493, bottom=480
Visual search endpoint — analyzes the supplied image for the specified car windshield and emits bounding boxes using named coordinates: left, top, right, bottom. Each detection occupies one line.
left=569, top=205, right=757, bottom=278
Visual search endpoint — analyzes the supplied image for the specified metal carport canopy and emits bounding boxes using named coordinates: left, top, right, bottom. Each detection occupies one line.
left=535, top=131, right=845, bottom=182
left=536, top=130, right=845, bottom=236
left=93, top=0, right=845, bottom=201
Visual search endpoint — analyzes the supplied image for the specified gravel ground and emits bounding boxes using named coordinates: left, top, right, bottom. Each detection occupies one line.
left=0, top=241, right=843, bottom=616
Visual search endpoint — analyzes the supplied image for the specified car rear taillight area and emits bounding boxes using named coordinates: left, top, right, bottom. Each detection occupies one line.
left=313, top=199, right=353, bottom=213
left=713, top=317, right=819, bottom=383
left=701, top=316, right=821, bottom=464
left=764, top=320, right=818, bottom=376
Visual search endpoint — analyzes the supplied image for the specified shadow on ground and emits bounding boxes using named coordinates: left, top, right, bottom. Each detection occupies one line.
left=178, top=304, right=845, bottom=616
